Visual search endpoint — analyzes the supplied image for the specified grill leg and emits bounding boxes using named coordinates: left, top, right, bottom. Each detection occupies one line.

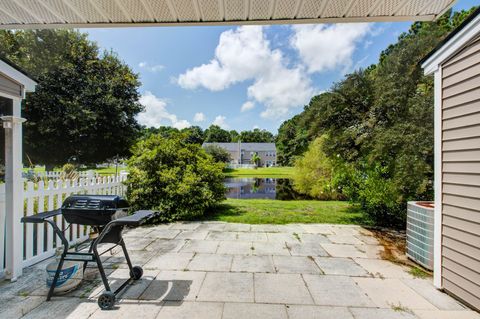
left=46, top=256, right=64, bottom=301
left=92, top=223, right=138, bottom=298
left=92, top=245, right=111, bottom=292
left=82, top=241, right=95, bottom=275
left=46, top=220, right=70, bottom=301
left=91, top=240, right=110, bottom=291
left=120, top=239, right=134, bottom=274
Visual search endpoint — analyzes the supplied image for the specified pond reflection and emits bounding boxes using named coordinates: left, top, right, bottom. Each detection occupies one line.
left=224, top=178, right=310, bottom=200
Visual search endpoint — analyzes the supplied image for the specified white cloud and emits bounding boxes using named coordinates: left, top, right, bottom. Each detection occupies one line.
left=364, top=40, right=373, bottom=49
left=290, top=23, right=371, bottom=73
left=137, top=91, right=191, bottom=129
left=240, top=101, right=255, bottom=112
left=138, top=61, right=164, bottom=73
left=177, top=26, right=314, bottom=119
left=250, top=66, right=313, bottom=119
left=178, top=26, right=275, bottom=91
left=193, top=112, right=206, bottom=122
left=212, top=115, right=229, bottom=129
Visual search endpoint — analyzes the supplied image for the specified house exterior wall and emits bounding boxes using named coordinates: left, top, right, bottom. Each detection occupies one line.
left=203, top=143, right=277, bottom=167
left=240, top=150, right=277, bottom=166
left=0, top=73, right=22, bottom=99
left=440, top=34, right=480, bottom=310
left=226, top=150, right=240, bottom=163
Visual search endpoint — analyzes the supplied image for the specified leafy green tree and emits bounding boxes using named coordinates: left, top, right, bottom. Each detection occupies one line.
left=203, top=126, right=274, bottom=143
left=276, top=115, right=309, bottom=166
left=204, top=144, right=231, bottom=163
left=250, top=153, right=261, bottom=167
left=141, top=126, right=205, bottom=145
left=309, top=70, right=375, bottom=162
left=276, top=7, right=478, bottom=226
left=229, top=130, right=240, bottom=142
left=239, top=128, right=274, bottom=143
left=182, top=126, right=205, bottom=144
left=204, top=125, right=232, bottom=142
left=293, top=136, right=341, bottom=200
left=126, top=133, right=225, bottom=222
left=0, top=29, right=142, bottom=169
left=141, top=126, right=180, bottom=139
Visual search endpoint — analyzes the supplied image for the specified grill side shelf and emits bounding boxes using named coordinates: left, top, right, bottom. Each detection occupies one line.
left=110, top=210, right=161, bottom=227
left=21, top=209, right=62, bottom=223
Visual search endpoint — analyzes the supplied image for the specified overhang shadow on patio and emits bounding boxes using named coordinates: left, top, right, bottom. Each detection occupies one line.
left=27, top=276, right=193, bottom=306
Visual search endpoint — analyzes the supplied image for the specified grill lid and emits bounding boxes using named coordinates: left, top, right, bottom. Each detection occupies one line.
left=62, top=195, right=128, bottom=210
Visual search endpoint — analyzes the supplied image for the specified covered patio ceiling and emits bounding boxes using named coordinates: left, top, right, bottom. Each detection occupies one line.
left=0, top=0, right=457, bottom=29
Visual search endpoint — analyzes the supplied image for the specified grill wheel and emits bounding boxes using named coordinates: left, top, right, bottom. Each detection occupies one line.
left=131, top=266, right=143, bottom=280
left=98, top=291, right=115, bottom=310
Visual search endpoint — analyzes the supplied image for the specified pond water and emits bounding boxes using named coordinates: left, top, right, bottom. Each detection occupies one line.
left=224, top=178, right=310, bottom=200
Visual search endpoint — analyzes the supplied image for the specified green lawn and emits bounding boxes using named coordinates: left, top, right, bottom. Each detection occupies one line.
left=23, top=166, right=51, bottom=173
left=205, top=198, right=370, bottom=225
left=94, top=166, right=126, bottom=175
left=224, top=166, right=294, bottom=178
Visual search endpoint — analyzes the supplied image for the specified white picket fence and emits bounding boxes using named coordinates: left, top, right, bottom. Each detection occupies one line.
left=0, top=174, right=128, bottom=278
left=42, top=170, right=98, bottom=179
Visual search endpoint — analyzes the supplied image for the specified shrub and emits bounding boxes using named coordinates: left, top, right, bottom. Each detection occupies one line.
left=125, top=133, right=226, bottom=222
left=203, top=145, right=231, bottom=163
left=60, top=163, right=80, bottom=181
left=333, top=161, right=408, bottom=227
left=292, top=136, right=342, bottom=200
left=62, top=163, right=76, bottom=175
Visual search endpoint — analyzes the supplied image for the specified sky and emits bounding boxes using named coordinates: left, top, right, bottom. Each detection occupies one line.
left=84, top=0, right=478, bottom=133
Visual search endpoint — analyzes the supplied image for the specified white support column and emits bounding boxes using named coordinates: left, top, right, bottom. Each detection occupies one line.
left=2, top=98, right=26, bottom=281
left=433, top=67, right=443, bottom=289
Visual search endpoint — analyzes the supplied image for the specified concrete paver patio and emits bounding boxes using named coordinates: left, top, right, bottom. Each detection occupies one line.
left=1, top=221, right=479, bottom=319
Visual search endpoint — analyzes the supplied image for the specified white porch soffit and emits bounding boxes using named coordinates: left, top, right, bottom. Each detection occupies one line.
left=0, top=0, right=457, bottom=29
left=0, top=59, right=37, bottom=93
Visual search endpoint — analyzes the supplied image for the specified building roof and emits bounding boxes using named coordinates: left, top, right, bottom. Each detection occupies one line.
left=0, top=0, right=457, bottom=29
left=422, top=6, right=480, bottom=74
left=421, top=6, right=480, bottom=65
left=0, top=56, right=37, bottom=82
left=0, top=57, right=37, bottom=93
left=203, top=142, right=276, bottom=152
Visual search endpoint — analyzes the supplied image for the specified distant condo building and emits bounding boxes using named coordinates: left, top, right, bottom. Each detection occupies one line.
left=203, top=142, right=277, bottom=167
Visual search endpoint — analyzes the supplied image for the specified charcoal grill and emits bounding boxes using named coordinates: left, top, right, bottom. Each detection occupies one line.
left=62, top=195, right=129, bottom=225
left=21, top=194, right=159, bottom=310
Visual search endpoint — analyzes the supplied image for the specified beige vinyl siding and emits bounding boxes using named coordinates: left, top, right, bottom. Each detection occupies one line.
left=441, top=34, right=480, bottom=310
left=443, top=100, right=480, bottom=119
left=443, top=173, right=480, bottom=187
left=443, top=204, right=480, bottom=224
left=0, top=73, right=22, bottom=98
